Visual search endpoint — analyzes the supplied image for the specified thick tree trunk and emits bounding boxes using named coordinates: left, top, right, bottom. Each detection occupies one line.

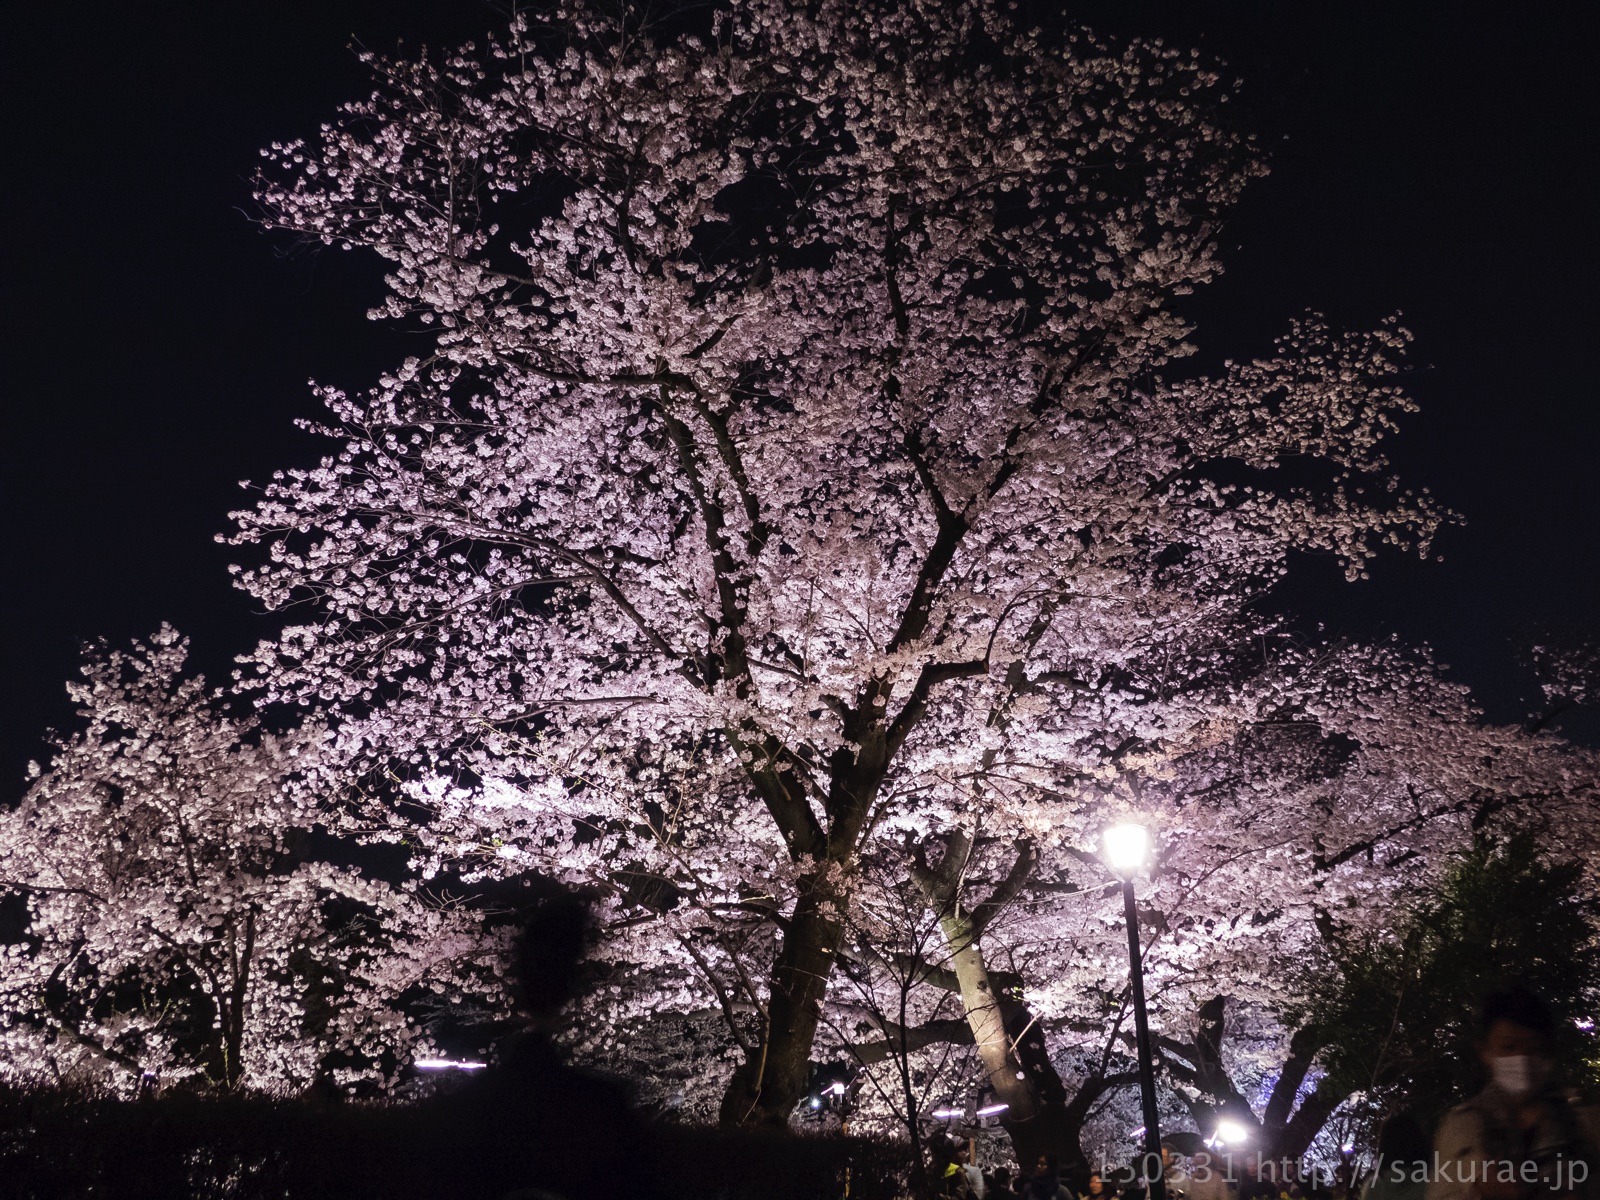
left=1061, top=1070, right=1139, bottom=1182
left=719, top=713, right=889, bottom=1127
left=1167, top=1000, right=1347, bottom=1164
left=719, top=870, right=850, bottom=1128
left=212, top=911, right=255, bottom=1090
left=907, top=832, right=1106, bottom=1172
left=940, top=910, right=1083, bottom=1171
left=1267, top=1078, right=1346, bottom=1161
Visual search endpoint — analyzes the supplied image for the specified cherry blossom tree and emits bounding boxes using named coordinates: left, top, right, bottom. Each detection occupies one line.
left=798, top=638, right=1595, bottom=1168
left=1150, top=682, right=1600, bottom=1164
left=233, top=0, right=1449, bottom=1128
left=0, top=629, right=505, bottom=1095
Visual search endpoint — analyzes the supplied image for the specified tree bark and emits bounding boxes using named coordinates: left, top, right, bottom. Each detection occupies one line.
left=912, top=833, right=1105, bottom=1172
left=941, top=909, right=1083, bottom=1168
left=1274, top=1077, right=1345, bottom=1161
left=719, top=865, right=850, bottom=1127
left=1163, top=998, right=1347, bottom=1163
left=720, top=692, right=897, bottom=1127
left=220, top=910, right=255, bottom=1090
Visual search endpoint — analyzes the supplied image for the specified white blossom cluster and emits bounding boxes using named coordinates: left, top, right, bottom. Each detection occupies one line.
left=0, top=629, right=509, bottom=1095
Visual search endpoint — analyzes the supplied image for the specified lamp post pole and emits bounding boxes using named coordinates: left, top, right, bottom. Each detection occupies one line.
left=1122, top=875, right=1166, bottom=1200
left=1104, top=823, right=1166, bottom=1200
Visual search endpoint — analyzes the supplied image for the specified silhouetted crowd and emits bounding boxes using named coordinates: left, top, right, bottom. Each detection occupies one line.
left=932, top=1143, right=1356, bottom=1200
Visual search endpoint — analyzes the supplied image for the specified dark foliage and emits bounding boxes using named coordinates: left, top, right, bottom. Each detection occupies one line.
left=0, top=1074, right=910, bottom=1200
left=1298, top=833, right=1600, bottom=1133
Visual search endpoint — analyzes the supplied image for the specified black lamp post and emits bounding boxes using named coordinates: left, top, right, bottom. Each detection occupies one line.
left=1105, top=822, right=1166, bottom=1200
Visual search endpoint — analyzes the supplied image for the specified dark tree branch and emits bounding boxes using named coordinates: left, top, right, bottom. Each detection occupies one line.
left=685, top=392, right=770, bottom=560
left=679, top=935, right=755, bottom=1055
left=886, top=659, right=989, bottom=757
left=733, top=729, right=827, bottom=860
left=968, top=840, right=1038, bottom=941
left=1278, top=1076, right=1348, bottom=1160
left=1063, top=1068, right=1142, bottom=1127
left=846, top=1017, right=976, bottom=1067
left=656, top=396, right=751, bottom=686
left=1262, top=1024, right=1324, bottom=1130
left=885, top=514, right=970, bottom=657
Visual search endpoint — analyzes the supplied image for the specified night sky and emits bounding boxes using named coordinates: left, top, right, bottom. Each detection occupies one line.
left=3, top=1, right=1596, bottom=793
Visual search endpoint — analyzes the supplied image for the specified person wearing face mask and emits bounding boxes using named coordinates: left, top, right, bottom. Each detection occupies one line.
left=1426, top=988, right=1600, bottom=1200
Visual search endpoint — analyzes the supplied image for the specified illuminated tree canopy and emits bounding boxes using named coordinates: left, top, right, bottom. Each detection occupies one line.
left=0, top=630, right=504, bottom=1095
left=212, top=0, right=1600, bottom=1145
left=2, top=2, right=1593, bottom=1175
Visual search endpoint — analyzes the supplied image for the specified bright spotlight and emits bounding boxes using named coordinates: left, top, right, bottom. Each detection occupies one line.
left=414, top=1057, right=487, bottom=1071
left=1213, top=1119, right=1249, bottom=1146
left=1103, top=823, right=1152, bottom=875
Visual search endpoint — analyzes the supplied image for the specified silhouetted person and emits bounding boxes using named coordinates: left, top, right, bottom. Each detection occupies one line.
left=1024, top=1157, right=1069, bottom=1200
left=1115, top=1155, right=1150, bottom=1200
left=451, top=890, right=656, bottom=1200
left=1239, top=1151, right=1280, bottom=1200
left=1363, top=1113, right=1430, bottom=1200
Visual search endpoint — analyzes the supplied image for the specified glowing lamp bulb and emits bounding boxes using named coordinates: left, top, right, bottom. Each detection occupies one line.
left=1214, top=1119, right=1249, bottom=1146
left=1104, top=823, right=1152, bottom=874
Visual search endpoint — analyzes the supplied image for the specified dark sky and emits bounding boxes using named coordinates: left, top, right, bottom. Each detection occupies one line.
left=2, top=2, right=1596, bottom=793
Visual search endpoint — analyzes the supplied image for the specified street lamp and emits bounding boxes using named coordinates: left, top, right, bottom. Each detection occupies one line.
left=1213, top=1119, right=1250, bottom=1147
left=1104, top=822, right=1166, bottom=1200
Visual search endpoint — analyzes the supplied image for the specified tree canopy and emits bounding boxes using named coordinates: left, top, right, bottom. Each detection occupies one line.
left=0, top=630, right=504, bottom=1095
left=230, top=0, right=1453, bottom=1131
left=0, top=2, right=1593, bottom=1177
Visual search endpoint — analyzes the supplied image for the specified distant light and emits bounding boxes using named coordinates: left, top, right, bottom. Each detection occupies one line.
left=1131, top=1126, right=1146, bottom=1139
left=414, top=1057, right=487, bottom=1071
left=1342, top=1142, right=1356, bottom=1154
left=977, top=1103, right=1010, bottom=1117
left=810, top=1096, right=823, bottom=1110
left=825, top=1081, right=847, bottom=1096
left=1104, top=824, right=1153, bottom=874
left=932, top=1107, right=965, bottom=1120
left=1576, top=1018, right=1595, bottom=1031
left=1214, top=1119, right=1249, bottom=1146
